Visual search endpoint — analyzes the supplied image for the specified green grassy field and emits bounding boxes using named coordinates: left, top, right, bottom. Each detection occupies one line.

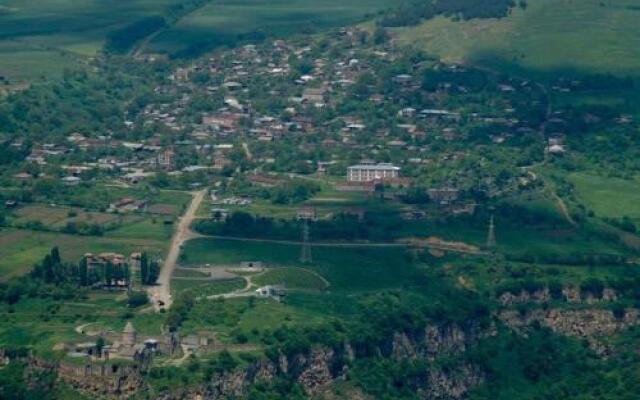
left=253, top=267, right=329, bottom=290
left=181, top=238, right=421, bottom=292
left=182, top=296, right=329, bottom=340
left=12, top=204, right=132, bottom=228
left=395, top=0, right=640, bottom=77
left=568, top=172, right=640, bottom=222
left=170, top=277, right=246, bottom=296
left=8, top=203, right=175, bottom=241
left=0, top=0, right=179, bottom=81
left=0, top=228, right=167, bottom=280
left=145, top=0, right=402, bottom=56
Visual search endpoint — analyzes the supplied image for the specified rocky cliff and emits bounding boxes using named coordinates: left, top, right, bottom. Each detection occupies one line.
left=154, top=322, right=488, bottom=400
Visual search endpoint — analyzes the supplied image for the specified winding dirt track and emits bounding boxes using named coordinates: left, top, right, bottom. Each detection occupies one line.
left=148, top=189, right=206, bottom=310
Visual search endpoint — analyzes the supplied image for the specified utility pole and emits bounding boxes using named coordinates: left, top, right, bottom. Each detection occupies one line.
left=300, top=218, right=312, bottom=264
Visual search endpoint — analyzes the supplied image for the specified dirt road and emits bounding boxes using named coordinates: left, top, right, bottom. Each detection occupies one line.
left=148, top=189, right=206, bottom=310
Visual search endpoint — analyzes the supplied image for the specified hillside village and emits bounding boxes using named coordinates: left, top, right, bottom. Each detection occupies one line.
left=2, top=7, right=640, bottom=399
left=6, top=28, right=589, bottom=205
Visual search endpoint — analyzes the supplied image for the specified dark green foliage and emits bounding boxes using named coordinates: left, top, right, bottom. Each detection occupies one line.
left=380, top=0, right=516, bottom=27
left=105, top=16, right=167, bottom=54
left=350, top=357, right=429, bottom=399
left=165, top=291, right=195, bottom=331
left=140, top=252, right=149, bottom=285
left=0, top=360, right=58, bottom=400
left=580, top=278, right=605, bottom=298
left=140, top=252, right=159, bottom=285
left=127, top=291, right=149, bottom=308
left=148, top=260, right=161, bottom=284
left=467, top=327, right=640, bottom=399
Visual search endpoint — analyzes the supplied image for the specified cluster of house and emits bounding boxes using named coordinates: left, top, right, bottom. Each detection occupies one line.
left=83, top=252, right=142, bottom=288
left=12, top=23, right=614, bottom=207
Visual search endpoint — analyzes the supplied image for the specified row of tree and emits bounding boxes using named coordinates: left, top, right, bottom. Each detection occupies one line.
left=140, top=252, right=161, bottom=285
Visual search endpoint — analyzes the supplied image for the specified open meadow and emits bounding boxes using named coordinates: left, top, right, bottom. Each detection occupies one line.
left=0, top=228, right=168, bottom=280
left=180, top=238, right=421, bottom=292
left=0, top=0, right=179, bottom=81
left=568, top=172, right=640, bottom=223
left=395, top=0, right=640, bottom=77
left=146, top=0, right=402, bottom=57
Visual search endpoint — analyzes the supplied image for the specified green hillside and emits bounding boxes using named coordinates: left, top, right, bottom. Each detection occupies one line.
left=395, top=0, right=640, bottom=76
left=145, top=0, right=402, bottom=57
left=0, top=0, right=178, bottom=82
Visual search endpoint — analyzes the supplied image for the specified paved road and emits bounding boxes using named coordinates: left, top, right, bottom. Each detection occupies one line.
left=148, top=189, right=206, bottom=310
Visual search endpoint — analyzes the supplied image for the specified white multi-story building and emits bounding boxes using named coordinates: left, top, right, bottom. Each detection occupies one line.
left=347, top=163, right=400, bottom=182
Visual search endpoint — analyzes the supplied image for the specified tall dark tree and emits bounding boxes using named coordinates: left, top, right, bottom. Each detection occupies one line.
left=140, top=252, right=149, bottom=285
left=79, top=257, right=88, bottom=286
left=148, top=260, right=160, bottom=285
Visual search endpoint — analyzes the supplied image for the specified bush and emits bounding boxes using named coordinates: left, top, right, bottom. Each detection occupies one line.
left=127, top=291, right=149, bottom=308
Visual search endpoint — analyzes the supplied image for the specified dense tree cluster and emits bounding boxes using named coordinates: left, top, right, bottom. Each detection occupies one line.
left=379, top=0, right=517, bottom=27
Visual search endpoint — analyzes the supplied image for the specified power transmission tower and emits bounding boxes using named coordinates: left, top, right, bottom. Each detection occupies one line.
left=300, top=218, right=312, bottom=264
left=486, top=214, right=496, bottom=249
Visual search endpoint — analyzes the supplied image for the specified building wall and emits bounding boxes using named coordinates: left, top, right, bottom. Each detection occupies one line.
left=347, top=166, right=399, bottom=182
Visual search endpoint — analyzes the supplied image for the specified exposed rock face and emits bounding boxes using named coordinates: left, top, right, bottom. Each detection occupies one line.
left=154, top=323, right=488, bottom=400
left=57, top=362, right=145, bottom=398
left=422, top=324, right=477, bottom=360
left=17, top=322, right=489, bottom=400
left=421, top=364, right=484, bottom=400
left=499, top=287, right=617, bottom=306
left=500, top=308, right=639, bottom=338
left=293, top=348, right=336, bottom=395
left=392, top=332, right=418, bottom=360
left=499, top=288, right=550, bottom=306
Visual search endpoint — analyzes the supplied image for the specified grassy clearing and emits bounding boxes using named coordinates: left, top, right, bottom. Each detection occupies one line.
left=253, top=267, right=328, bottom=290
left=395, top=0, right=640, bottom=76
left=181, top=238, right=421, bottom=292
left=146, top=0, right=402, bottom=55
left=7, top=203, right=174, bottom=241
left=0, top=40, right=78, bottom=82
left=0, top=228, right=166, bottom=280
left=173, top=268, right=211, bottom=278
left=11, top=204, right=129, bottom=228
left=105, top=217, right=174, bottom=241
left=182, top=296, right=328, bottom=340
left=170, top=278, right=246, bottom=297
left=568, top=172, right=640, bottom=221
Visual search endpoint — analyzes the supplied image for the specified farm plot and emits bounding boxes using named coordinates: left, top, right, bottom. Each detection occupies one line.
left=0, top=228, right=167, bottom=280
